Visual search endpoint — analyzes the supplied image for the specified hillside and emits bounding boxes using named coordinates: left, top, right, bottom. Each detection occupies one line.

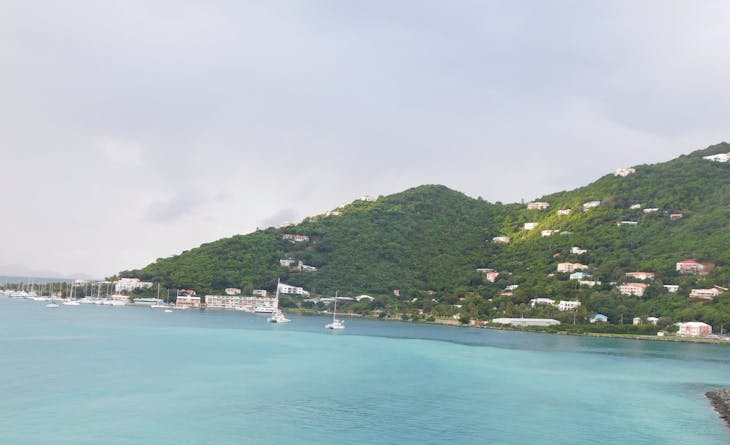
left=122, top=143, right=730, bottom=328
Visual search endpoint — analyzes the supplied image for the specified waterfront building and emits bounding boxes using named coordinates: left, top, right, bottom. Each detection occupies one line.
left=225, top=288, right=241, bottom=295
left=491, top=318, right=560, bottom=327
left=677, top=321, right=712, bottom=337
left=176, top=295, right=201, bottom=308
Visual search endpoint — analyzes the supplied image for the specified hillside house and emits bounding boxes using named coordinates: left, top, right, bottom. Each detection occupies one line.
left=541, top=229, right=559, bottom=237
left=557, top=209, right=571, bottom=216
left=282, top=234, right=309, bottom=242
left=278, top=283, right=310, bottom=297
left=630, top=204, right=642, bottom=210
left=114, top=278, right=154, bottom=292
left=663, top=285, right=680, bottom=293
left=618, top=221, right=638, bottom=226
left=570, top=246, right=587, bottom=255
left=557, top=262, right=589, bottom=273
left=527, top=202, right=550, bottom=210
left=225, top=288, right=241, bottom=295
left=670, top=213, right=683, bottom=220
left=280, top=258, right=296, bottom=267
left=633, top=317, right=642, bottom=325
left=676, top=260, right=709, bottom=275
left=590, top=313, right=608, bottom=323
left=570, top=272, right=589, bottom=280
left=484, top=271, right=500, bottom=282
left=558, top=300, right=581, bottom=311
left=524, top=222, right=538, bottom=230
left=689, top=288, right=720, bottom=300
left=614, top=167, right=636, bottom=177
left=617, top=283, right=647, bottom=297
left=492, top=236, right=511, bottom=244
left=703, top=153, right=730, bottom=163
left=252, top=289, right=268, bottom=297
left=582, top=201, right=601, bottom=211
left=643, top=208, right=659, bottom=214
left=626, top=272, right=655, bottom=281
left=677, top=321, right=712, bottom=337
left=579, top=280, right=600, bottom=287
left=530, top=298, right=556, bottom=307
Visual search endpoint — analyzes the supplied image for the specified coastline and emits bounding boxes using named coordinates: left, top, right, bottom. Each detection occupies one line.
left=706, top=389, right=730, bottom=429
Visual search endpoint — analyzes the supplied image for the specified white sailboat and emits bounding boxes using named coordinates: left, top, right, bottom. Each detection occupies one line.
left=325, top=293, right=345, bottom=330
left=268, top=279, right=290, bottom=323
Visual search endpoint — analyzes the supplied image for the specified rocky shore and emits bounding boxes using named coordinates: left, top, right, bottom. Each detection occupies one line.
left=706, top=389, right=730, bottom=428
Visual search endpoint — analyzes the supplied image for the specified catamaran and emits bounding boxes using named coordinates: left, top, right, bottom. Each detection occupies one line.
left=325, top=293, right=345, bottom=330
left=267, top=279, right=290, bottom=323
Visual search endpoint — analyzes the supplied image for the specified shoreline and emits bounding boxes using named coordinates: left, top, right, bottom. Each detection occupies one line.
left=706, top=389, right=730, bottom=429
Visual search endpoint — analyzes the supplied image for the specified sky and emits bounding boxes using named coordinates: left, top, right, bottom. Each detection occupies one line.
left=1, top=0, right=729, bottom=279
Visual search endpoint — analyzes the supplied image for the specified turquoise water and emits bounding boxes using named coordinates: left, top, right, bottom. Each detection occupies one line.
left=1, top=298, right=729, bottom=444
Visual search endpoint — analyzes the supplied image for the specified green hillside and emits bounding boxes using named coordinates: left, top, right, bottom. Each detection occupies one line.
left=121, top=142, right=730, bottom=329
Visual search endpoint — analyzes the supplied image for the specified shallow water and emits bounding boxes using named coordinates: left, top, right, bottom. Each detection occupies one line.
left=1, top=298, right=728, bottom=444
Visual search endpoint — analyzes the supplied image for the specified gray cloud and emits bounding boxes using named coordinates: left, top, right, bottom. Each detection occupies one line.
left=1, top=0, right=729, bottom=277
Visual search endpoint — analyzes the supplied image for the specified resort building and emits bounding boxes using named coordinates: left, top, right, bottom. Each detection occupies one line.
left=689, top=288, right=721, bottom=300
left=557, top=262, right=589, bottom=273
left=526, top=202, right=550, bottom=210
left=626, top=272, right=655, bottom=281
left=114, top=278, right=154, bottom=292
left=617, top=283, right=647, bottom=297
left=176, top=294, right=201, bottom=308
left=676, top=322, right=712, bottom=337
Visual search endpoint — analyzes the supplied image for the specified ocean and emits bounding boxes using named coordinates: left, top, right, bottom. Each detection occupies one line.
left=1, top=298, right=728, bottom=445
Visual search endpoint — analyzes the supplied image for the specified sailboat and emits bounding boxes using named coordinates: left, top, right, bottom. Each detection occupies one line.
left=325, top=292, right=345, bottom=330
left=268, top=279, right=290, bottom=323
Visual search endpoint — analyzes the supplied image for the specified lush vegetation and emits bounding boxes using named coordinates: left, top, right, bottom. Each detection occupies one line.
left=120, top=143, right=730, bottom=331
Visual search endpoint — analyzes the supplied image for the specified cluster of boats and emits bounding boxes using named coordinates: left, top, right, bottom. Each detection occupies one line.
left=2, top=284, right=347, bottom=330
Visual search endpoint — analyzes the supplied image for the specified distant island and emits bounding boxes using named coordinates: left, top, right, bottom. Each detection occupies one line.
left=110, top=142, right=730, bottom=335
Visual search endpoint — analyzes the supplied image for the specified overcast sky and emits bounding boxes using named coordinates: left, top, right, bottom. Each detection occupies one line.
left=2, top=1, right=729, bottom=278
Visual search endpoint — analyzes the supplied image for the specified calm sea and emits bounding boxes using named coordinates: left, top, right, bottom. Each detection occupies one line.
left=1, top=298, right=729, bottom=445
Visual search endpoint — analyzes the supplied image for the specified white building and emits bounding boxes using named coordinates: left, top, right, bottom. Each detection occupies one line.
left=557, top=300, right=581, bottom=311
left=176, top=295, right=201, bottom=308
left=523, top=222, right=538, bottom=230
left=541, top=229, right=559, bottom=237
left=526, top=202, right=550, bottom=210
left=492, top=236, right=511, bottom=244
left=278, top=283, right=310, bottom=297
left=629, top=204, right=642, bottom=210
left=647, top=317, right=659, bottom=325
left=663, top=285, right=680, bottom=293
left=252, top=289, right=268, bottom=297
left=114, top=278, right=154, bottom=292
left=225, top=288, right=241, bottom=295
left=626, top=272, right=655, bottom=281
left=282, top=234, right=309, bottom=242
left=557, top=262, right=589, bottom=273
left=570, top=272, right=589, bottom=280
left=703, top=153, right=730, bottom=163
left=570, top=246, right=587, bottom=255
left=642, top=208, right=659, bottom=214
left=689, top=288, right=720, bottom=300
left=614, top=167, right=636, bottom=177
left=582, top=201, right=601, bottom=211
left=491, top=318, right=560, bottom=327
left=556, top=209, right=571, bottom=216
left=530, top=298, right=556, bottom=308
